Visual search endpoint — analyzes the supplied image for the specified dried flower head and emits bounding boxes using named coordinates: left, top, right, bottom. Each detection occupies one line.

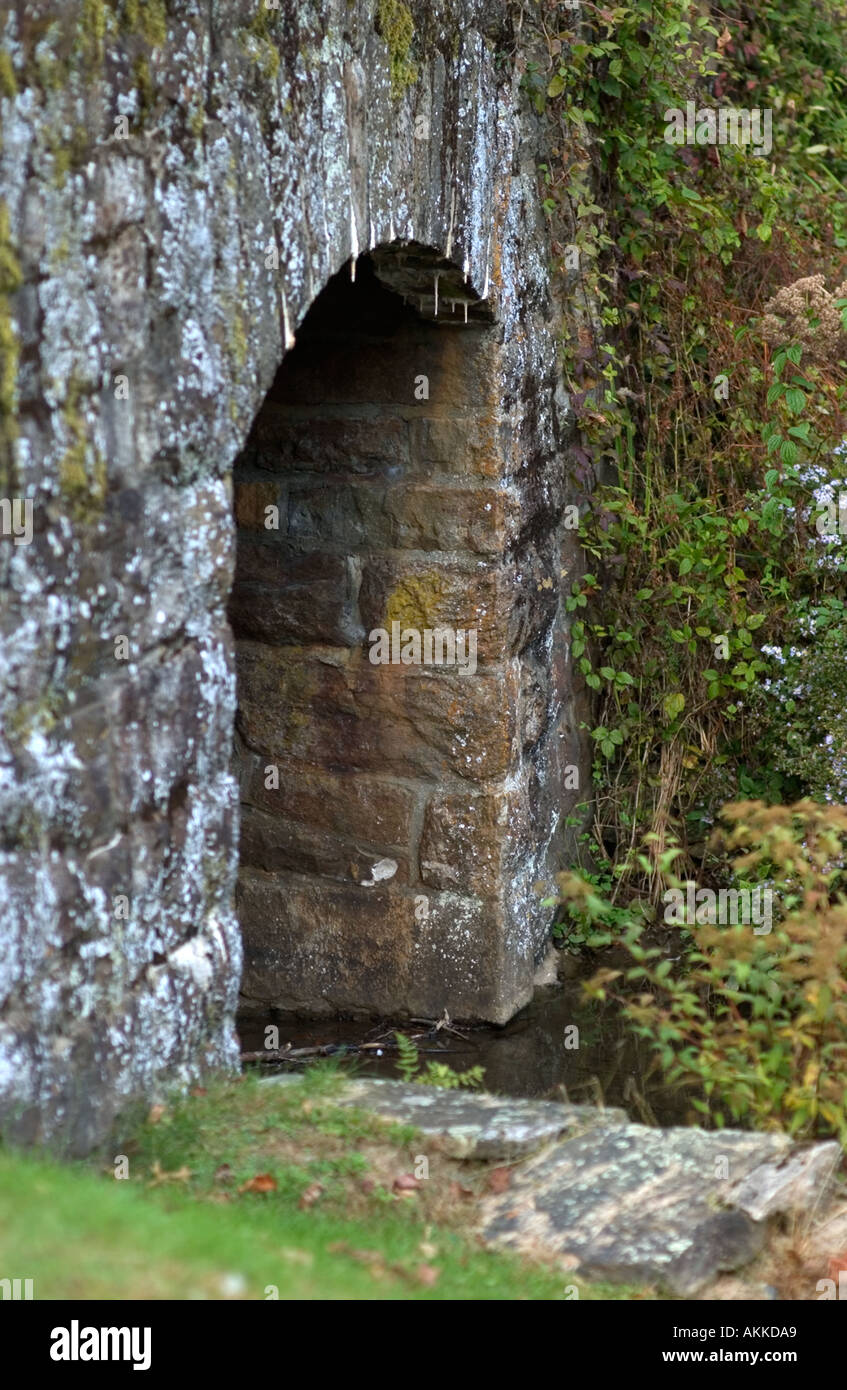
left=761, top=275, right=847, bottom=364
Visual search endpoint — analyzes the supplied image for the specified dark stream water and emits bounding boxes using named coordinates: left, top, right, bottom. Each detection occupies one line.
left=237, top=958, right=698, bottom=1127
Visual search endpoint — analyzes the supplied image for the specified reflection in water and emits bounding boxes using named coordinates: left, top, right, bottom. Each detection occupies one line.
left=238, top=970, right=701, bottom=1128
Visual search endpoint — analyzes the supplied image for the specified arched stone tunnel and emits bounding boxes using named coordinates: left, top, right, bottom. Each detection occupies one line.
left=0, top=0, right=593, bottom=1151
left=231, top=243, right=565, bottom=1021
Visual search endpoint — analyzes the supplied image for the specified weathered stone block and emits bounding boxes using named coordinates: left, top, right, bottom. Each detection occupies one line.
left=234, top=479, right=281, bottom=530
left=234, top=641, right=516, bottom=780
left=239, top=804, right=410, bottom=885
left=407, top=414, right=499, bottom=478
left=254, top=411, right=410, bottom=475
left=237, top=870, right=530, bottom=1023
left=287, top=480, right=515, bottom=554
left=241, top=754, right=417, bottom=848
left=237, top=869, right=417, bottom=1017
left=230, top=546, right=362, bottom=647
left=359, top=555, right=511, bottom=664
left=421, top=788, right=513, bottom=896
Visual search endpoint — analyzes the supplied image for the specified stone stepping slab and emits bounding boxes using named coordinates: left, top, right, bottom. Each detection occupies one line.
left=263, top=1074, right=628, bottom=1159
left=335, top=1078, right=629, bottom=1159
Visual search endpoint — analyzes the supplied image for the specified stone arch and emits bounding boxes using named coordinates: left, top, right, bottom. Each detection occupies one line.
left=229, top=241, right=525, bottom=1021
left=0, top=2, right=592, bottom=1148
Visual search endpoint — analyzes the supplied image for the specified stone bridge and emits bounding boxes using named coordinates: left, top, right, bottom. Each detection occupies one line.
left=0, top=0, right=591, bottom=1151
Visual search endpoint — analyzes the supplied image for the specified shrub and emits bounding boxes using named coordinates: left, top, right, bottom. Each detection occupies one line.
left=575, top=801, right=847, bottom=1142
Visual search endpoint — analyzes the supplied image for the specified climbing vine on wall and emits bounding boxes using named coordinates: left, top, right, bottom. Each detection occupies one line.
left=526, top=0, right=847, bottom=901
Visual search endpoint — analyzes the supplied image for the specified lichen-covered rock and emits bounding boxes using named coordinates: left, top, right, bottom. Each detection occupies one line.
left=0, top=1, right=592, bottom=1150
left=479, top=1122, right=837, bottom=1295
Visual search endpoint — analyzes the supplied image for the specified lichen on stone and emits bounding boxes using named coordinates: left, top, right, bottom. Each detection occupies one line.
left=0, top=200, right=21, bottom=489
left=57, top=385, right=108, bottom=525
left=385, top=572, right=447, bottom=629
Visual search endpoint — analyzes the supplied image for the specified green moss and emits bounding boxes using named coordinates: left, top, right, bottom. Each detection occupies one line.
left=230, top=306, right=248, bottom=369
left=138, top=0, right=166, bottom=48
left=132, top=53, right=154, bottom=112
left=376, top=0, right=418, bottom=99
left=0, top=51, right=17, bottom=99
left=237, top=10, right=282, bottom=82
left=82, top=0, right=108, bottom=51
left=76, top=0, right=116, bottom=73
left=45, top=126, right=89, bottom=190
left=188, top=103, right=205, bottom=139
left=33, top=41, right=68, bottom=94
left=7, top=692, right=61, bottom=744
left=49, top=239, right=71, bottom=270
left=116, top=0, right=166, bottom=46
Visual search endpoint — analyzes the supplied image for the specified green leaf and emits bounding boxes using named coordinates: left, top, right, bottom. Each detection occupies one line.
left=663, top=691, right=685, bottom=721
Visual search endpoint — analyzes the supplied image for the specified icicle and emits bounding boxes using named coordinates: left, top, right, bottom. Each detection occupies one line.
left=433, top=273, right=439, bottom=318
left=463, top=255, right=470, bottom=282
left=282, top=288, right=296, bottom=352
left=446, top=186, right=457, bottom=260
left=464, top=302, right=468, bottom=324
left=349, top=197, right=359, bottom=282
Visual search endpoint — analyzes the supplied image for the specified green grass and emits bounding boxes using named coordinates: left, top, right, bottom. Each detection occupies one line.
left=0, top=1069, right=653, bottom=1301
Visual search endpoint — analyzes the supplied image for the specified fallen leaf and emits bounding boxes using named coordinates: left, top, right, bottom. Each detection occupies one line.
left=298, top=1181, right=324, bottom=1209
left=214, top=1163, right=234, bottom=1185
left=488, top=1166, right=512, bottom=1194
left=418, top=1241, right=438, bottom=1259
left=416, top=1263, right=440, bottom=1287
left=828, top=1254, right=847, bottom=1281
left=392, top=1173, right=421, bottom=1196
left=448, top=1181, right=475, bottom=1201
left=147, top=1160, right=192, bottom=1188
left=360, top=1178, right=376, bottom=1195
left=147, top=1104, right=166, bottom=1125
left=239, top=1173, right=278, bottom=1194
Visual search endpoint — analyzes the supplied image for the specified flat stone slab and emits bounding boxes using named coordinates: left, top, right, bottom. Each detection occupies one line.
left=479, top=1123, right=839, bottom=1295
left=329, top=1078, right=628, bottom=1159
left=260, top=1074, right=841, bottom=1293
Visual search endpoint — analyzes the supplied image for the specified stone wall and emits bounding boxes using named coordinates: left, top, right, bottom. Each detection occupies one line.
left=0, top=0, right=592, bottom=1151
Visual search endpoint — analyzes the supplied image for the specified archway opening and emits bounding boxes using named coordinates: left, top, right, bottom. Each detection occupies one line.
left=230, top=245, right=512, bottom=1020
